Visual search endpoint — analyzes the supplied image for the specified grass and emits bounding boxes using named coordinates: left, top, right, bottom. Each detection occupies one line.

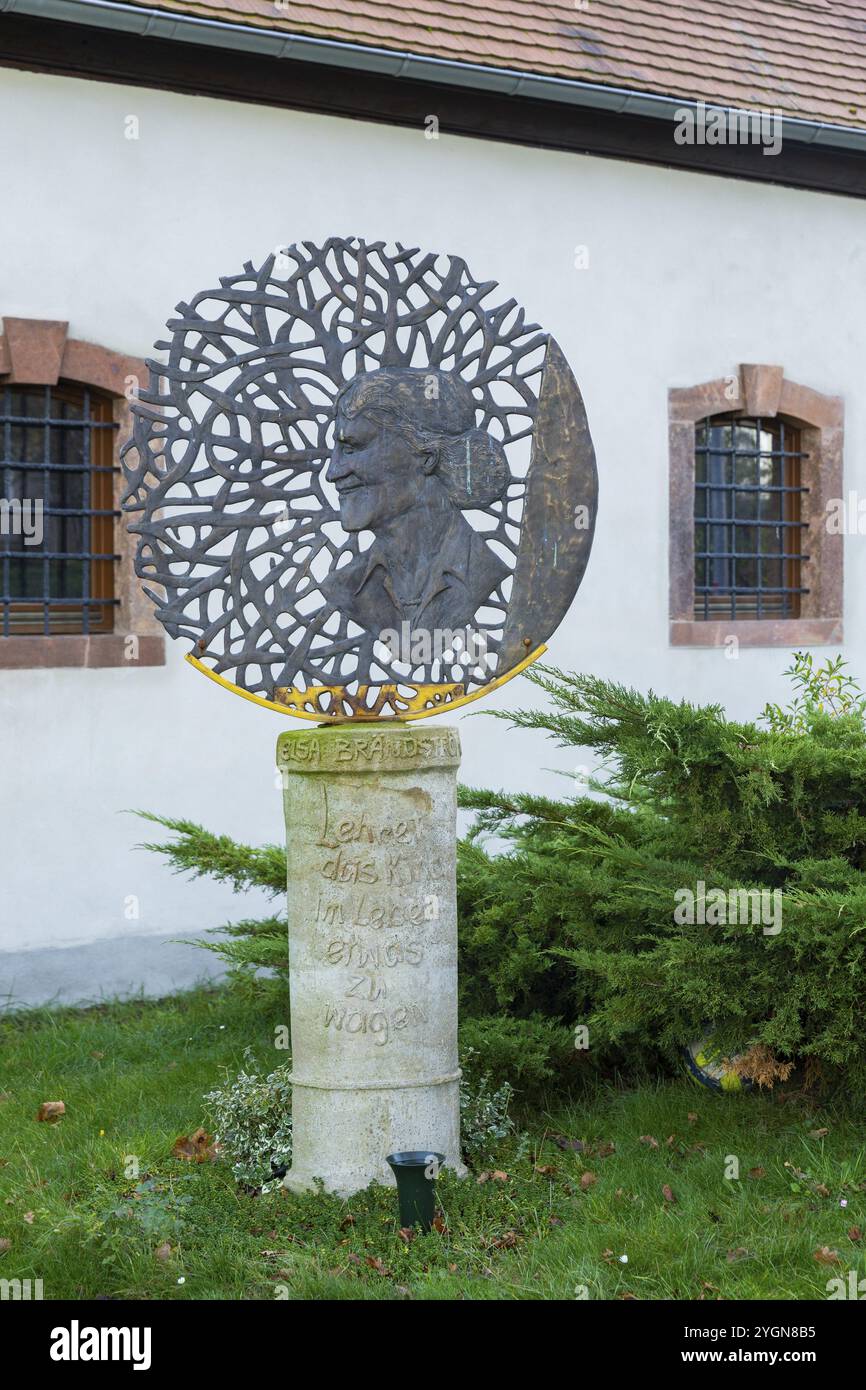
left=0, top=985, right=864, bottom=1301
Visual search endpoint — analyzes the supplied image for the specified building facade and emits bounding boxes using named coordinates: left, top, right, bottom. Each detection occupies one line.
left=1, top=0, right=865, bottom=1004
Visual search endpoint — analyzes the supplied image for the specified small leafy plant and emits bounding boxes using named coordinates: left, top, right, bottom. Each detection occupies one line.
left=202, top=1046, right=518, bottom=1183
left=106, top=1178, right=194, bottom=1238
left=203, top=1049, right=293, bottom=1191
left=763, top=652, right=866, bottom=733
left=459, top=1049, right=518, bottom=1166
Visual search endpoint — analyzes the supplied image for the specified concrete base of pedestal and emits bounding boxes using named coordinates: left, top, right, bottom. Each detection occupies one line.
left=283, top=1075, right=467, bottom=1196
left=277, top=722, right=466, bottom=1197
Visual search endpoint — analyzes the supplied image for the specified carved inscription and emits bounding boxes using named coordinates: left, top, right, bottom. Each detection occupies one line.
left=322, top=1002, right=428, bottom=1048
left=313, top=781, right=447, bottom=1046
left=279, top=728, right=460, bottom=770
left=320, top=847, right=450, bottom=886
left=315, top=893, right=439, bottom=931
left=324, top=938, right=424, bottom=969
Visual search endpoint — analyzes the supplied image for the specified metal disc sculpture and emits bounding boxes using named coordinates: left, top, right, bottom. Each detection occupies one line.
left=122, top=237, right=597, bottom=721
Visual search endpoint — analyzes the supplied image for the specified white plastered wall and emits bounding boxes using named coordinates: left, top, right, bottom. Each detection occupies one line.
left=0, top=67, right=863, bottom=998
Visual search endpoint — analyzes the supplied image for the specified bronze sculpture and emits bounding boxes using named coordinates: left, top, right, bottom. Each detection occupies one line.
left=322, top=367, right=509, bottom=640
left=122, top=238, right=597, bottom=721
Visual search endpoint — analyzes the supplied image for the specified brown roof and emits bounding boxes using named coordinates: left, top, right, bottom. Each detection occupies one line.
left=124, top=0, right=866, bottom=131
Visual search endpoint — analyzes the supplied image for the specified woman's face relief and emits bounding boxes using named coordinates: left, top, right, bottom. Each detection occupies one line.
left=327, top=405, right=431, bottom=534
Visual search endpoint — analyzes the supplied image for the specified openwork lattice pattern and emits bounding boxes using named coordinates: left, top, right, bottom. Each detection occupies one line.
left=122, top=238, right=549, bottom=715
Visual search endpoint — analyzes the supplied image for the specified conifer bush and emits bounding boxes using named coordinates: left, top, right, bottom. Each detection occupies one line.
left=136, top=811, right=288, bottom=991
left=458, top=653, right=866, bottom=1099
left=139, top=654, right=866, bottom=1100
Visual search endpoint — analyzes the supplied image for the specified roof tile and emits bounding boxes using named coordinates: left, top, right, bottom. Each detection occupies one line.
left=119, top=0, right=866, bottom=129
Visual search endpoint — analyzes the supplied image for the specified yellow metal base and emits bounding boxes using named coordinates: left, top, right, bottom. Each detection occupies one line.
left=184, top=645, right=547, bottom=722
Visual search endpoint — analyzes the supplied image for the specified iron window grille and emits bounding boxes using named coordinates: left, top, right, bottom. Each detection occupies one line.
left=1, top=383, right=118, bottom=636
left=694, top=413, right=809, bottom=621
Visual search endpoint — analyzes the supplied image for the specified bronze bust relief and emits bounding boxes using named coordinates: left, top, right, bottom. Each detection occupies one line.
left=323, top=368, right=509, bottom=640
left=122, top=238, right=597, bottom=721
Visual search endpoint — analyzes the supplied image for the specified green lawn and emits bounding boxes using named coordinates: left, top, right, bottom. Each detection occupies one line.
left=0, top=986, right=863, bottom=1301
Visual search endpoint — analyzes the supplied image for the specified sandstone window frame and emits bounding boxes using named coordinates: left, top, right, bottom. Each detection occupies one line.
left=0, top=316, right=164, bottom=669
left=669, top=364, right=844, bottom=648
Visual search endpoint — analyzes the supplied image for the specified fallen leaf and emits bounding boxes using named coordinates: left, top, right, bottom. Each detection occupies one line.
left=687, top=1113, right=698, bottom=1124
left=665, top=1135, right=677, bottom=1148
left=172, top=1128, right=219, bottom=1163
left=432, top=1212, right=447, bottom=1233
left=662, top=1184, right=677, bottom=1203
left=0, top=1238, right=10, bottom=1253
left=491, top=1171, right=509, bottom=1182
left=809, top=1128, right=829, bottom=1139
left=491, top=1231, right=519, bottom=1249
left=365, top=1256, right=390, bottom=1275
left=347, top=1253, right=362, bottom=1266
left=339, top=1214, right=356, bottom=1230
left=727, top=1247, right=751, bottom=1263
left=848, top=1227, right=862, bottom=1242
left=90, top=1051, right=105, bottom=1060
left=748, top=1167, right=766, bottom=1179
left=594, top=1142, right=616, bottom=1159
left=23, top=1212, right=34, bottom=1224
left=447, top=1263, right=458, bottom=1273
left=550, top=1135, right=585, bottom=1152
left=154, top=1242, right=172, bottom=1262
left=36, top=1101, right=65, bottom=1123
left=618, top=1292, right=638, bottom=1300
left=580, top=1171, right=597, bottom=1191
left=397, top=1227, right=414, bottom=1244
left=815, top=1184, right=831, bottom=1198
left=784, top=1161, right=810, bottom=1182
left=813, top=1246, right=841, bottom=1265
left=639, top=1135, right=659, bottom=1149
left=534, top=1163, right=556, bottom=1175
left=548, top=1216, right=563, bottom=1227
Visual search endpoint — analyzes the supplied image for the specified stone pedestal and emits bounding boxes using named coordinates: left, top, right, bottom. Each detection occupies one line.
left=276, top=722, right=466, bottom=1196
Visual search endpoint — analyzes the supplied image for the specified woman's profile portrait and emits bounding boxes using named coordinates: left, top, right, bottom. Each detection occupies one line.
left=123, top=238, right=597, bottom=717
left=321, top=366, right=511, bottom=640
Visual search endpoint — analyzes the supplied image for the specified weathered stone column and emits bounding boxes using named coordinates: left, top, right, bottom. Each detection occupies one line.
left=277, top=722, right=466, bottom=1196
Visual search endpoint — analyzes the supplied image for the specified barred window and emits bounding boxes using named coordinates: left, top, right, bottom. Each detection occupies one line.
left=1, top=383, right=118, bottom=635
left=693, top=414, right=809, bottom=621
